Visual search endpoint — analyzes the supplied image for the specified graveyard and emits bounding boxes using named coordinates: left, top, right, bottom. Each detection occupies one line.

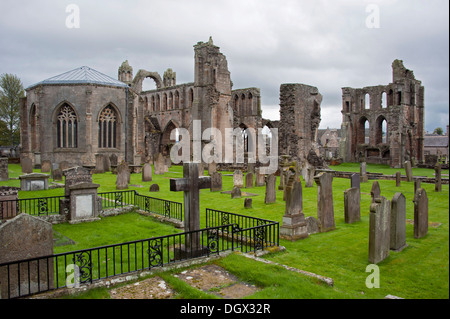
left=0, top=161, right=448, bottom=300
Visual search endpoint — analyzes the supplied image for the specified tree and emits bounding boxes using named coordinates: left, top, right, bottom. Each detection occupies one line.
left=0, top=73, right=24, bottom=146
left=433, top=127, right=444, bottom=135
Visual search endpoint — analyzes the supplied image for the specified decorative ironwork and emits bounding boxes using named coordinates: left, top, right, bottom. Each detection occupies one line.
left=147, top=239, right=163, bottom=268
left=221, top=213, right=230, bottom=226
left=254, top=221, right=266, bottom=250
left=164, top=202, right=170, bottom=217
left=115, top=192, right=123, bottom=207
left=144, top=197, right=150, bottom=212
left=207, top=229, right=219, bottom=254
left=38, top=199, right=48, bottom=215
left=73, top=251, right=93, bottom=284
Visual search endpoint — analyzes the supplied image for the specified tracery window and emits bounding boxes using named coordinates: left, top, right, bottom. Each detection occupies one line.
left=56, top=104, right=78, bottom=148
left=98, top=105, right=117, bottom=148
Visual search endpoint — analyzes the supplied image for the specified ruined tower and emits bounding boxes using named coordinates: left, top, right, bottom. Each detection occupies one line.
left=339, top=59, right=424, bottom=168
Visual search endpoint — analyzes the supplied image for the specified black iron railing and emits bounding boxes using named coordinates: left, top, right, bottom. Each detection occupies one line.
left=0, top=195, right=67, bottom=219
left=0, top=224, right=237, bottom=299
left=134, top=193, right=183, bottom=221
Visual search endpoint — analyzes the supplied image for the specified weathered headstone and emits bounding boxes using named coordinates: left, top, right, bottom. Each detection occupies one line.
left=390, top=193, right=407, bottom=251
left=404, top=160, right=413, bottom=182
left=304, top=166, right=315, bottom=188
left=149, top=184, right=160, bottom=192
left=344, top=187, right=360, bottom=224
left=0, top=186, right=20, bottom=220
left=142, top=163, right=152, bottom=182
left=231, top=187, right=241, bottom=199
left=435, top=164, right=442, bottom=192
left=154, top=153, right=167, bottom=175
left=395, top=171, right=401, bottom=187
left=41, top=160, right=51, bottom=173
left=0, top=214, right=54, bottom=298
left=413, top=188, right=428, bottom=239
left=281, top=180, right=308, bottom=240
left=103, top=155, right=111, bottom=172
left=233, top=170, right=244, bottom=188
left=360, top=162, right=368, bottom=183
left=170, top=162, right=211, bottom=257
left=210, top=172, right=222, bottom=192
left=245, top=172, right=254, bottom=188
left=264, top=174, right=276, bottom=204
left=207, top=162, right=217, bottom=175
left=0, top=158, right=9, bottom=181
left=306, top=216, right=320, bottom=235
left=95, top=154, right=105, bottom=173
left=370, top=181, right=381, bottom=203
left=63, top=166, right=92, bottom=197
left=369, top=196, right=391, bottom=264
left=21, top=157, right=33, bottom=174
left=254, top=168, right=265, bottom=187
left=116, top=161, right=130, bottom=190
left=244, top=198, right=252, bottom=209
left=52, top=168, right=63, bottom=181
left=350, top=173, right=360, bottom=190
left=68, top=182, right=101, bottom=224
left=59, top=161, right=70, bottom=171
left=110, top=154, right=118, bottom=167
left=19, top=173, right=50, bottom=191
left=414, top=178, right=421, bottom=195
left=314, top=172, right=335, bottom=232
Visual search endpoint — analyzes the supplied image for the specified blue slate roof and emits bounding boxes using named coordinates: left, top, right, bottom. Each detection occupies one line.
left=27, top=66, right=128, bottom=89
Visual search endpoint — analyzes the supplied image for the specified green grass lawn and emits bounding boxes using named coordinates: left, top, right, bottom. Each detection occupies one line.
left=2, top=162, right=448, bottom=299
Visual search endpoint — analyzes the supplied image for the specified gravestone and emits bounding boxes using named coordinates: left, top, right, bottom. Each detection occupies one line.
left=344, top=187, right=360, bottom=224
left=314, top=172, right=335, bottom=232
left=52, top=168, right=63, bottom=181
left=34, top=152, right=41, bottom=169
left=306, top=216, right=320, bottom=234
left=68, top=182, right=101, bottom=224
left=21, top=157, right=33, bottom=174
left=413, top=188, right=428, bottom=239
left=370, top=181, right=381, bottom=203
left=231, top=187, right=241, bottom=199
left=369, top=196, right=391, bottom=264
left=116, top=161, right=130, bottom=190
left=170, top=162, right=211, bottom=257
left=110, top=154, right=118, bottom=167
left=154, top=153, right=167, bottom=175
left=19, top=173, right=50, bottom=191
left=278, top=170, right=285, bottom=190
left=414, top=179, right=421, bottom=195
left=142, top=163, right=152, bottom=182
left=304, top=166, right=315, bottom=188
left=95, top=154, right=105, bottom=173
left=435, top=164, right=442, bottom=192
left=245, top=173, right=254, bottom=188
left=390, top=192, right=407, bottom=251
left=210, top=172, right=222, bottom=192
left=0, top=186, right=20, bottom=220
left=264, top=174, right=276, bottom=204
left=233, top=170, right=244, bottom=188
left=149, top=184, right=160, bottom=192
left=0, top=214, right=54, bottom=299
left=395, top=172, right=401, bottom=187
left=350, top=173, right=360, bottom=190
left=103, top=155, right=111, bottom=172
left=360, top=162, right=368, bottom=182
left=281, top=180, right=308, bottom=240
left=404, top=160, right=413, bottom=182
left=63, top=166, right=92, bottom=197
left=41, top=160, right=51, bottom=173
left=59, top=161, right=70, bottom=171
left=0, top=158, right=8, bottom=181
left=208, top=162, right=217, bottom=175
left=254, top=168, right=265, bottom=187
left=244, top=198, right=252, bottom=209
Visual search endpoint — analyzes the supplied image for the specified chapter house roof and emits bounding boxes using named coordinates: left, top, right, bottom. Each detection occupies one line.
left=27, top=66, right=128, bottom=89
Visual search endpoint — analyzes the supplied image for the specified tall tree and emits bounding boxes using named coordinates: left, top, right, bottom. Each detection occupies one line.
left=0, top=73, right=24, bottom=146
left=433, top=127, right=444, bottom=135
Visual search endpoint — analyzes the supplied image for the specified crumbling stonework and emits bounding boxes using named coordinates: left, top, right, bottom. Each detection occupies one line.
left=339, top=60, right=424, bottom=168
left=278, top=84, right=323, bottom=167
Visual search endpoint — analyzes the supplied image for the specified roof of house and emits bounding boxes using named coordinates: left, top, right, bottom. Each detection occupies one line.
left=27, top=66, right=128, bottom=89
left=424, top=135, right=449, bottom=148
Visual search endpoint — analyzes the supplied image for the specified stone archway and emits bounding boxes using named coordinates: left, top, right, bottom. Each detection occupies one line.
left=132, top=70, right=163, bottom=92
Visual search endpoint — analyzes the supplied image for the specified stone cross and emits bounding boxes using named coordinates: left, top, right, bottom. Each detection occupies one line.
left=170, top=162, right=211, bottom=253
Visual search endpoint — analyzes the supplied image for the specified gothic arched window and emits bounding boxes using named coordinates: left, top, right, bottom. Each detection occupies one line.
left=98, top=105, right=118, bottom=148
left=56, top=104, right=78, bottom=148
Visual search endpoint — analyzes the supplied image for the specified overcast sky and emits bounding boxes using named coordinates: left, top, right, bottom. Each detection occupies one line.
left=1, top=0, right=448, bottom=132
